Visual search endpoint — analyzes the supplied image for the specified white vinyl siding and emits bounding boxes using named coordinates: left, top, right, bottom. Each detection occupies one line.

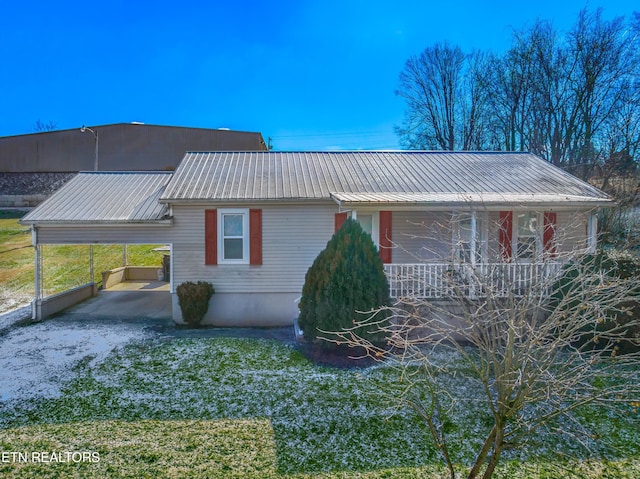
left=171, top=203, right=336, bottom=293
left=556, top=211, right=589, bottom=253
left=391, top=211, right=451, bottom=263
left=34, top=225, right=175, bottom=245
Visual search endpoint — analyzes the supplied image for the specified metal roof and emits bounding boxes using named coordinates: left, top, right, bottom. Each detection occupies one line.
left=20, top=172, right=172, bottom=224
left=160, top=151, right=611, bottom=205
left=330, top=192, right=609, bottom=208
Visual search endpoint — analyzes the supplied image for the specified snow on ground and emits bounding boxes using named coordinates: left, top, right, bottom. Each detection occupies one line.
left=0, top=304, right=31, bottom=331
left=0, top=316, right=151, bottom=402
left=0, top=288, right=32, bottom=316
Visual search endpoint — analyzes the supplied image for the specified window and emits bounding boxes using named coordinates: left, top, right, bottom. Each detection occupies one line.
left=219, top=209, right=249, bottom=263
left=516, top=212, right=539, bottom=259
left=353, top=211, right=378, bottom=247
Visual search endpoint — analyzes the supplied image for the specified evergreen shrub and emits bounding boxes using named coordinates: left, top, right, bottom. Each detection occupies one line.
left=176, top=281, right=215, bottom=326
left=551, top=250, right=640, bottom=354
left=298, top=218, right=391, bottom=347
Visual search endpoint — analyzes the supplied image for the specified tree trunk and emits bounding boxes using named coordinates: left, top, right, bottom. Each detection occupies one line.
left=481, top=426, right=504, bottom=479
left=467, top=425, right=497, bottom=479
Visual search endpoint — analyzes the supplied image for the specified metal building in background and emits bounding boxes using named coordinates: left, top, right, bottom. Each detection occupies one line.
left=0, top=123, right=267, bottom=207
left=0, top=123, right=267, bottom=172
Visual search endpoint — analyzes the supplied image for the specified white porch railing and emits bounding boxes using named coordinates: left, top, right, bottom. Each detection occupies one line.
left=384, top=262, right=564, bottom=299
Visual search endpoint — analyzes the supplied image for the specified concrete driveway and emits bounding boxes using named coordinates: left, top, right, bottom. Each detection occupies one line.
left=65, top=280, right=172, bottom=320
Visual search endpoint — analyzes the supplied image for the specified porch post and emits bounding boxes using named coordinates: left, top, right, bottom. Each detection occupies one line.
left=123, top=244, right=127, bottom=266
left=470, top=209, right=477, bottom=266
left=89, top=244, right=95, bottom=284
left=587, top=212, right=598, bottom=253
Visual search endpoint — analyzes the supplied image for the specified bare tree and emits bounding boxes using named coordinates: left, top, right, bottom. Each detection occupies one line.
left=395, top=43, right=489, bottom=150
left=396, top=8, right=640, bottom=179
left=32, top=119, right=58, bottom=132
left=486, top=20, right=554, bottom=154
left=326, top=216, right=640, bottom=479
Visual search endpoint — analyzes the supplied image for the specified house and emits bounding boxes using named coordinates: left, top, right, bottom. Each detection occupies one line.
left=20, top=151, right=613, bottom=326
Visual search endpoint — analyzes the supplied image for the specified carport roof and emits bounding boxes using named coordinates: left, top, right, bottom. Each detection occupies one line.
left=20, top=171, right=172, bottom=225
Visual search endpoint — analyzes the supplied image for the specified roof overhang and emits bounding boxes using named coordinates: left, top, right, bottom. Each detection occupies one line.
left=330, top=192, right=615, bottom=210
left=160, top=198, right=333, bottom=205
left=20, top=219, right=174, bottom=227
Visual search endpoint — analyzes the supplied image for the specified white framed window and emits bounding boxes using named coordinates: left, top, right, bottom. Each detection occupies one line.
left=352, top=210, right=379, bottom=247
left=515, top=212, right=540, bottom=260
left=218, top=209, right=249, bottom=264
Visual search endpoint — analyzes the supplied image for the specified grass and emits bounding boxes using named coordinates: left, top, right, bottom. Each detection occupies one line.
left=0, top=218, right=34, bottom=311
left=0, top=216, right=165, bottom=313
left=1, top=336, right=639, bottom=478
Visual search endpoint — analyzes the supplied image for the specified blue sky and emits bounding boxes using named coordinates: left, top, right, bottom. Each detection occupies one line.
left=0, top=1, right=636, bottom=150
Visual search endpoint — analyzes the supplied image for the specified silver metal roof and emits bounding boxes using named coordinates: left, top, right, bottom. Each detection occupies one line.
left=21, top=172, right=172, bottom=224
left=160, top=151, right=611, bottom=205
left=330, top=192, right=609, bottom=208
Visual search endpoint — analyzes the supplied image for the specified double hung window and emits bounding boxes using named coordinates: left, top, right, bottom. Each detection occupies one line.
left=353, top=211, right=378, bottom=247
left=219, top=209, right=249, bottom=263
left=516, top=212, right=538, bottom=259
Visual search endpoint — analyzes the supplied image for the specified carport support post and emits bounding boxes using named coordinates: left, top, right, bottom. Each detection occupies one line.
left=122, top=244, right=127, bottom=266
left=89, top=244, right=94, bottom=285
left=32, top=227, right=41, bottom=320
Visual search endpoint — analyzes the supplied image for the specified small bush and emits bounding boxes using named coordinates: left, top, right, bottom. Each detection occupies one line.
left=551, top=250, right=640, bottom=354
left=298, top=218, right=391, bottom=348
left=176, top=281, right=215, bottom=326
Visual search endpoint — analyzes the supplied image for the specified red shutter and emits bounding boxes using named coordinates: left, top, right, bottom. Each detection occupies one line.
left=205, top=209, right=217, bottom=265
left=543, top=212, right=557, bottom=257
left=379, top=211, right=393, bottom=264
left=335, top=212, right=348, bottom=233
left=250, top=209, right=262, bottom=265
left=498, top=211, right=513, bottom=261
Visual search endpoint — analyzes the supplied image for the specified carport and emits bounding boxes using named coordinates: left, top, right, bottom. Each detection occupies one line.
left=19, top=171, right=175, bottom=320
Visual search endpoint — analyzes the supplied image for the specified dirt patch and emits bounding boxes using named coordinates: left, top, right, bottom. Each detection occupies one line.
left=296, top=342, right=379, bottom=369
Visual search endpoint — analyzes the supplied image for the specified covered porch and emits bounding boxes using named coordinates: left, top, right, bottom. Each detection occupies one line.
left=330, top=191, right=603, bottom=301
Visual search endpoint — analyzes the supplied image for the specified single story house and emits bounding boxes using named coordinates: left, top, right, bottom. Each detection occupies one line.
left=20, top=151, right=613, bottom=326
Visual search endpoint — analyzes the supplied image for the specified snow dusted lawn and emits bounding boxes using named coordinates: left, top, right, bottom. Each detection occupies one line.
left=1, top=322, right=639, bottom=478
left=0, top=317, right=151, bottom=402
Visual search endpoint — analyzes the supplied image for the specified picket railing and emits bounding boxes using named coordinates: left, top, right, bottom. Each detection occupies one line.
left=384, top=262, right=563, bottom=299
